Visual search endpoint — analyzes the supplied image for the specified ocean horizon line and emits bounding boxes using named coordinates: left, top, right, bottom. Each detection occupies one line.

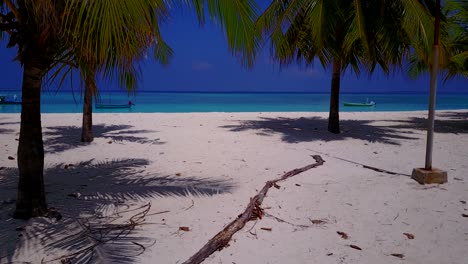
left=2, top=89, right=468, bottom=95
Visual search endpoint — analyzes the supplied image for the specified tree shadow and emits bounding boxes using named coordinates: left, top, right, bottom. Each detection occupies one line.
left=0, top=158, right=235, bottom=263
left=0, top=118, right=19, bottom=134
left=0, top=128, right=14, bottom=134
left=44, top=124, right=165, bottom=154
left=221, top=116, right=419, bottom=145
left=0, top=121, right=20, bottom=126
left=386, top=111, right=468, bottom=134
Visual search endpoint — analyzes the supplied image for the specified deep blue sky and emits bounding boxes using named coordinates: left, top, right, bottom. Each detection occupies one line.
left=1, top=4, right=467, bottom=93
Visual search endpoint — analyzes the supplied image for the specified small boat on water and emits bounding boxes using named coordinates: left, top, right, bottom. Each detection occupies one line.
left=95, top=101, right=134, bottom=109
left=343, top=99, right=375, bottom=107
left=0, top=95, right=21, bottom=105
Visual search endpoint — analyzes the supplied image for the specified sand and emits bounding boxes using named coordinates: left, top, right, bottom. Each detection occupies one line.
left=0, top=110, right=467, bottom=264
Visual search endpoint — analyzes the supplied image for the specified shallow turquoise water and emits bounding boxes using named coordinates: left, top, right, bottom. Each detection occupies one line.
left=1, top=91, right=467, bottom=113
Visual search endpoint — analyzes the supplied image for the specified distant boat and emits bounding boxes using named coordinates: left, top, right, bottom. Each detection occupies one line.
left=0, top=94, right=21, bottom=105
left=343, top=98, right=375, bottom=107
left=95, top=100, right=134, bottom=109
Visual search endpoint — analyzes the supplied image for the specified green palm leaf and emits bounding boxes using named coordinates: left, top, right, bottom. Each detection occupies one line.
left=256, top=0, right=437, bottom=133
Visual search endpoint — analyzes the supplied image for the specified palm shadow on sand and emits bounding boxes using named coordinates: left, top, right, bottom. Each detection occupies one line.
left=0, top=158, right=234, bottom=263
left=0, top=128, right=14, bottom=134
left=221, top=116, right=419, bottom=145
left=385, top=112, right=468, bottom=134
left=44, top=124, right=165, bottom=154
left=0, top=118, right=20, bottom=134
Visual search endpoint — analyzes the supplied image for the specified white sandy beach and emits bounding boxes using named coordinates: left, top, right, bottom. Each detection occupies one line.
left=1, top=111, right=467, bottom=264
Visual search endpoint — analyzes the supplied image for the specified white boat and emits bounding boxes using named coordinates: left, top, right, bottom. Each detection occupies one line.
left=343, top=98, right=375, bottom=107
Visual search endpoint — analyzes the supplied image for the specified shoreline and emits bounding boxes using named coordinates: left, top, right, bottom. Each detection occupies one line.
left=2, top=89, right=468, bottom=94
left=2, top=93, right=468, bottom=114
left=1, top=110, right=467, bottom=263
left=1, top=109, right=468, bottom=114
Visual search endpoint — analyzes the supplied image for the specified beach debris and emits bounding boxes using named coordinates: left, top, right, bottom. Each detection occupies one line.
left=64, top=164, right=74, bottom=169
left=179, top=226, right=190, bottom=232
left=460, top=200, right=466, bottom=204
left=403, top=233, right=415, bottom=239
left=176, top=173, right=182, bottom=176
left=183, top=200, right=195, bottom=211
left=67, top=192, right=81, bottom=199
left=264, top=212, right=310, bottom=229
left=326, top=253, right=333, bottom=256
left=349, top=245, right=362, bottom=250
left=295, top=183, right=301, bottom=186
left=273, top=183, right=281, bottom=189
left=107, top=140, right=113, bottom=144
left=250, top=202, right=264, bottom=220
left=307, top=150, right=409, bottom=176
left=462, top=214, right=468, bottom=218
left=7, top=156, right=14, bottom=160
left=45, top=208, right=62, bottom=221
left=454, top=177, right=463, bottom=181
left=181, top=155, right=325, bottom=264
left=260, top=227, right=272, bottom=231
left=310, top=219, right=326, bottom=225
left=248, top=229, right=258, bottom=239
left=337, top=231, right=349, bottom=239
left=390, top=253, right=405, bottom=259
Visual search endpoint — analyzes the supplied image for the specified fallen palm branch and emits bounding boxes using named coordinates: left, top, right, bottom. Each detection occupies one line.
left=182, top=155, right=325, bottom=264
left=308, top=149, right=410, bottom=176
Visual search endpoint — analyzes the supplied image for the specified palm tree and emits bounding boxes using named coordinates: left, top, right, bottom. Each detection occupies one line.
left=257, top=0, right=434, bottom=133
left=76, top=0, right=261, bottom=143
left=73, top=3, right=174, bottom=143
left=408, top=0, right=468, bottom=80
left=78, top=35, right=175, bottom=142
left=1, top=0, right=68, bottom=218
left=0, top=0, right=259, bottom=219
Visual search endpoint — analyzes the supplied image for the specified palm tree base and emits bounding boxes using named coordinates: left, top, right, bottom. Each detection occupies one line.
left=13, top=204, right=47, bottom=219
left=328, top=125, right=340, bottom=134
left=81, top=134, right=94, bottom=143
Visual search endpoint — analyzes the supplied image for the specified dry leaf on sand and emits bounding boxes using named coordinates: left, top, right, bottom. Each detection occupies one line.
left=337, top=231, right=349, bottom=239
left=403, top=233, right=415, bottom=239
left=349, top=245, right=362, bottom=250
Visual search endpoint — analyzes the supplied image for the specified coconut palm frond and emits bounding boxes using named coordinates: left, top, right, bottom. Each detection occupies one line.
left=183, top=0, right=261, bottom=67
left=406, top=0, right=468, bottom=81
left=63, top=0, right=165, bottom=67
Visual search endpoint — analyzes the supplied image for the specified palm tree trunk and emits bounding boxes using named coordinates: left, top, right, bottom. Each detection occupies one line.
left=81, top=73, right=95, bottom=142
left=14, top=60, right=47, bottom=219
left=328, top=58, right=342, bottom=134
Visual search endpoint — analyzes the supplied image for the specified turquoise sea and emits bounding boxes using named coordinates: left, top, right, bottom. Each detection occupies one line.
left=1, top=91, right=468, bottom=113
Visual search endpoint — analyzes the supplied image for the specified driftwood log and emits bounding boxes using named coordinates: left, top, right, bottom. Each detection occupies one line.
left=182, top=155, right=325, bottom=264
